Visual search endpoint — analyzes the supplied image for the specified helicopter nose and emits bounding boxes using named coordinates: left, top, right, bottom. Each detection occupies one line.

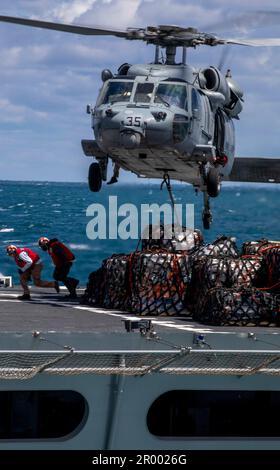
left=120, top=130, right=141, bottom=149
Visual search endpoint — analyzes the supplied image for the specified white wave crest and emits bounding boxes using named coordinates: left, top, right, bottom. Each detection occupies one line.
left=69, top=243, right=90, bottom=251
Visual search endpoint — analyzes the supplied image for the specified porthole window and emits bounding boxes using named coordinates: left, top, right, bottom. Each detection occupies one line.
left=0, top=390, right=87, bottom=439
left=147, top=390, right=280, bottom=437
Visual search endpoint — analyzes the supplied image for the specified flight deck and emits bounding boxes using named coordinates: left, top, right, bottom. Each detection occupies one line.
left=1, top=287, right=280, bottom=353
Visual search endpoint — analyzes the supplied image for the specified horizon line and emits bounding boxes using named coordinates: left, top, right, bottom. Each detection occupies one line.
left=0, top=179, right=279, bottom=189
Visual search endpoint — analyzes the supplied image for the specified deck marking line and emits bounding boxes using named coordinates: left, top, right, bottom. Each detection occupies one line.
left=0, top=293, right=215, bottom=333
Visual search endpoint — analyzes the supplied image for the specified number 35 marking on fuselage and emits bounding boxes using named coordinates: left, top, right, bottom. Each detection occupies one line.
left=125, top=116, right=141, bottom=127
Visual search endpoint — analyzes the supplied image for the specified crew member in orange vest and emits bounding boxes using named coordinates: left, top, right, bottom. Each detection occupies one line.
left=6, top=244, right=59, bottom=300
left=38, top=237, right=79, bottom=299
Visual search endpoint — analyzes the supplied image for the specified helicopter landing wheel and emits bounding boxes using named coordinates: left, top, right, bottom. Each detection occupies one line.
left=206, top=167, right=221, bottom=198
left=88, top=162, right=102, bottom=192
left=202, top=210, right=213, bottom=230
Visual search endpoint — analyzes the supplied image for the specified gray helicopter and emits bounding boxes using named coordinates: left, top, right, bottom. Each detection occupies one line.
left=0, top=16, right=280, bottom=228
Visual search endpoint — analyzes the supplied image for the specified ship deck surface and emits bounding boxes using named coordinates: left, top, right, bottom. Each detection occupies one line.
left=0, top=286, right=278, bottom=335
left=1, top=286, right=280, bottom=387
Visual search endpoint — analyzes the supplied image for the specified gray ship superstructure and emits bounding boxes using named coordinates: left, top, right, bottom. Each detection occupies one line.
left=1, top=287, right=280, bottom=450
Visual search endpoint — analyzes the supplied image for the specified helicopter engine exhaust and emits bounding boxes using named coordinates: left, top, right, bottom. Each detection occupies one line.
left=200, top=66, right=231, bottom=105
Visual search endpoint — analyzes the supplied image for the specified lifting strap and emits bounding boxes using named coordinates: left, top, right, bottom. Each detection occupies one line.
left=160, top=173, right=181, bottom=226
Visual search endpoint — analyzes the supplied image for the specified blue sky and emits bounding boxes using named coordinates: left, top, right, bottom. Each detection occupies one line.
left=0, top=0, right=280, bottom=182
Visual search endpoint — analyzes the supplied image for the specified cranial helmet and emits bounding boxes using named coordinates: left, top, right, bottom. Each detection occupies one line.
left=6, top=244, right=17, bottom=256
left=38, top=237, right=50, bottom=248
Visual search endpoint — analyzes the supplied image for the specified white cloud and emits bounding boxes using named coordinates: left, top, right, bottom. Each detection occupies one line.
left=51, top=0, right=143, bottom=27
left=0, top=41, right=117, bottom=69
left=0, top=0, right=280, bottom=180
left=0, top=45, right=51, bottom=67
left=138, top=1, right=221, bottom=28
left=45, top=0, right=217, bottom=29
left=212, top=0, right=280, bottom=8
left=51, top=0, right=98, bottom=23
left=0, top=98, right=48, bottom=123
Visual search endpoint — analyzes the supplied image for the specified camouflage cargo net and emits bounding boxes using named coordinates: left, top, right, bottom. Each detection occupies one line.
left=192, top=235, right=240, bottom=259
left=141, top=224, right=203, bottom=252
left=188, top=255, right=264, bottom=315
left=82, top=235, right=279, bottom=324
left=129, top=251, right=191, bottom=315
left=227, top=256, right=264, bottom=287
left=82, top=254, right=130, bottom=309
left=261, top=246, right=280, bottom=291
left=102, top=254, right=131, bottom=309
left=186, top=235, right=241, bottom=313
left=83, top=250, right=192, bottom=315
left=194, top=287, right=280, bottom=326
left=242, top=239, right=280, bottom=255
left=187, top=257, right=228, bottom=313
left=83, top=267, right=105, bottom=305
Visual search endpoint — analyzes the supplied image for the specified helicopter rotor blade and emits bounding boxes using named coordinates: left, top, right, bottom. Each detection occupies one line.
left=0, top=15, right=129, bottom=38
left=222, top=37, right=280, bottom=47
left=2, top=15, right=280, bottom=49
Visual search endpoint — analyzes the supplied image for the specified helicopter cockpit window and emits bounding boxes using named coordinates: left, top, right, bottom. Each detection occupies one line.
left=134, top=83, right=154, bottom=103
left=102, top=81, right=133, bottom=104
left=191, top=88, right=202, bottom=119
left=155, top=84, right=187, bottom=109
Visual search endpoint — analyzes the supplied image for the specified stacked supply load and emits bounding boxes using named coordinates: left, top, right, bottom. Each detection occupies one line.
left=84, top=254, right=130, bottom=310
left=86, top=267, right=105, bottom=306
left=102, top=254, right=131, bottom=310
left=260, top=245, right=280, bottom=290
left=83, top=233, right=280, bottom=324
left=242, top=239, right=280, bottom=255
left=187, top=236, right=239, bottom=312
left=129, top=251, right=191, bottom=315
left=141, top=224, right=203, bottom=252
left=130, top=225, right=201, bottom=315
left=83, top=226, right=202, bottom=315
left=198, top=288, right=277, bottom=326
left=83, top=251, right=192, bottom=315
left=193, top=239, right=280, bottom=326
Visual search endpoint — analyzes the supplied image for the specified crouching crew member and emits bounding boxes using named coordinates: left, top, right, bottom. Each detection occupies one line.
left=38, top=237, right=79, bottom=299
left=6, top=244, right=58, bottom=300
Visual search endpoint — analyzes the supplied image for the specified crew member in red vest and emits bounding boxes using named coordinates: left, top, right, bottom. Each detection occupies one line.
left=6, top=245, right=59, bottom=300
left=38, top=237, right=79, bottom=299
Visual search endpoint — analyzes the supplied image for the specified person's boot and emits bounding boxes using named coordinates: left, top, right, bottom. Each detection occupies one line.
left=72, top=279, right=79, bottom=289
left=69, top=279, right=79, bottom=298
left=54, top=281, right=60, bottom=293
left=64, top=278, right=79, bottom=299
left=17, top=293, right=31, bottom=301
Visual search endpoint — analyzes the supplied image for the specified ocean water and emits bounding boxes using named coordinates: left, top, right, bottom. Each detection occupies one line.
left=0, top=180, right=279, bottom=285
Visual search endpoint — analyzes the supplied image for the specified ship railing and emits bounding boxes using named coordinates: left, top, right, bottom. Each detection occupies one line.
left=2, top=349, right=280, bottom=379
